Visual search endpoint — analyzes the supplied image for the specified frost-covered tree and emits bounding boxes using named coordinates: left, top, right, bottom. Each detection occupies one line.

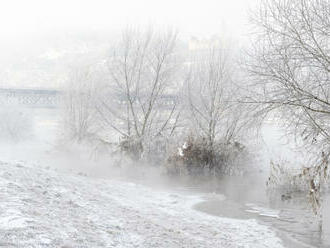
left=170, top=45, right=252, bottom=175
left=64, top=66, right=99, bottom=143
left=97, top=28, right=181, bottom=158
left=186, top=46, right=247, bottom=149
left=247, top=0, right=330, bottom=225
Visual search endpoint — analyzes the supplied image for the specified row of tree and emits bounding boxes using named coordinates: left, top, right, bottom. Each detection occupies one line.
left=64, top=28, right=251, bottom=167
left=64, top=0, right=330, bottom=202
left=62, top=0, right=330, bottom=226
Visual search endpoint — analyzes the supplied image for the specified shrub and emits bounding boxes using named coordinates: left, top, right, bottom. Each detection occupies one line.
left=266, top=160, right=307, bottom=195
left=267, top=153, right=330, bottom=220
left=118, top=136, right=144, bottom=160
left=165, top=135, right=248, bottom=177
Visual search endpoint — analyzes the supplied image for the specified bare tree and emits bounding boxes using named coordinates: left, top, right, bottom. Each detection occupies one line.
left=186, top=46, right=247, bottom=149
left=97, top=28, right=181, bottom=158
left=178, top=45, right=253, bottom=175
left=64, top=66, right=99, bottom=143
left=247, top=0, right=330, bottom=224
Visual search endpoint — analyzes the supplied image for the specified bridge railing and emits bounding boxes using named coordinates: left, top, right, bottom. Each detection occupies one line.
left=0, top=88, right=62, bottom=108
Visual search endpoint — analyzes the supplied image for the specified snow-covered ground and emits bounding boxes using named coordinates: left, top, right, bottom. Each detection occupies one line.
left=0, top=109, right=286, bottom=247
left=0, top=159, right=284, bottom=248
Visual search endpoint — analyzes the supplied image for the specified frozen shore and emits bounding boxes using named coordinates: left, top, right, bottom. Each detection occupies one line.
left=0, top=159, right=283, bottom=248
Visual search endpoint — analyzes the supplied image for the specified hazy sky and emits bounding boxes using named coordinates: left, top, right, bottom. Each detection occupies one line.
left=0, top=0, right=258, bottom=88
left=0, top=0, right=256, bottom=39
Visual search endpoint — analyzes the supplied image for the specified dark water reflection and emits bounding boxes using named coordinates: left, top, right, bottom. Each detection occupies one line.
left=187, top=174, right=330, bottom=248
left=121, top=168, right=330, bottom=247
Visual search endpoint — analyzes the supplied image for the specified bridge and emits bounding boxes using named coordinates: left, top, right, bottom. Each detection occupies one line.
left=0, top=88, right=178, bottom=109
left=0, top=88, right=62, bottom=108
left=114, top=93, right=178, bottom=108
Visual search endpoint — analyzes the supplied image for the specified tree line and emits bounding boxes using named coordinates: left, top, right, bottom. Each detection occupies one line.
left=63, top=0, right=330, bottom=225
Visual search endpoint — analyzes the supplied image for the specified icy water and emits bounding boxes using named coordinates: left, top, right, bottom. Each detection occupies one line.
left=113, top=172, right=330, bottom=248
left=4, top=107, right=330, bottom=248
left=169, top=174, right=330, bottom=248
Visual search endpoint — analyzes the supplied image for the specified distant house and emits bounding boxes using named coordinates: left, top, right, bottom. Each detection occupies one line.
left=188, top=35, right=222, bottom=51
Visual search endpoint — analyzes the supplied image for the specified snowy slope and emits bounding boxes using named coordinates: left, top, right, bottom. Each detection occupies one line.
left=0, top=160, right=283, bottom=248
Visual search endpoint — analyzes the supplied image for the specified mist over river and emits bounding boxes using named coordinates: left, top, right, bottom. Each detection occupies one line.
left=0, top=107, right=328, bottom=248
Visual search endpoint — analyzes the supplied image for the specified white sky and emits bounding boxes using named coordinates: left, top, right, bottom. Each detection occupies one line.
left=0, top=0, right=257, bottom=39
left=0, top=0, right=258, bottom=88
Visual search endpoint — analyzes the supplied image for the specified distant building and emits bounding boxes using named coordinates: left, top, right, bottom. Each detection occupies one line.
left=188, top=35, right=222, bottom=51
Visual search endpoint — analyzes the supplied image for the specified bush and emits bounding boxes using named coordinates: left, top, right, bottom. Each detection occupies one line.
left=266, top=160, right=307, bottom=194
left=266, top=154, right=330, bottom=217
left=118, top=136, right=144, bottom=160
left=165, top=135, right=248, bottom=177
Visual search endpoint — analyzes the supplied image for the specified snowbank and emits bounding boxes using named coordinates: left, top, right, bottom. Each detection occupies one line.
left=0, top=160, right=283, bottom=247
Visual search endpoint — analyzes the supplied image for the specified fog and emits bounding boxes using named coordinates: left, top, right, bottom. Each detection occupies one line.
left=0, top=0, right=257, bottom=89
left=0, top=0, right=254, bottom=35
left=0, top=0, right=330, bottom=247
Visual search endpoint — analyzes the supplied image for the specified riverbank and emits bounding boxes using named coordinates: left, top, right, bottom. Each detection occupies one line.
left=0, top=159, right=283, bottom=247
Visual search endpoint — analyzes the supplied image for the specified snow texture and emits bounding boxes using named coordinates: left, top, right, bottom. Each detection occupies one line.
left=0, top=160, right=284, bottom=248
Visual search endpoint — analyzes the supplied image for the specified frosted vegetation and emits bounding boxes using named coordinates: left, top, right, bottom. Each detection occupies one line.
left=1, top=0, right=330, bottom=246
left=60, top=0, right=330, bottom=233
left=63, top=28, right=254, bottom=179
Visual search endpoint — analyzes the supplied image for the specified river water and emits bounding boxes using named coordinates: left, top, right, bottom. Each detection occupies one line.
left=188, top=175, right=330, bottom=248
